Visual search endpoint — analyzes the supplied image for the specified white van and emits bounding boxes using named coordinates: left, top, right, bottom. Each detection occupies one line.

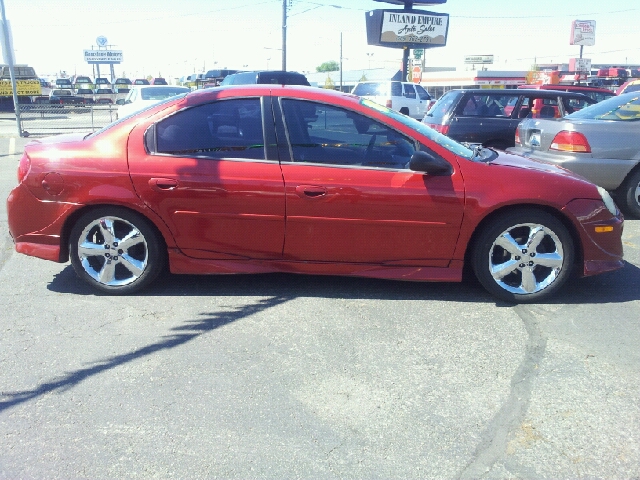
left=351, top=81, right=432, bottom=119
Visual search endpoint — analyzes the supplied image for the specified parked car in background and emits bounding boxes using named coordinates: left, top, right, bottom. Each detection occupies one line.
left=220, top=70, right=310, bottom=87
left=55, top=78, right=73, bottom=89
left=95, top=77, right=111, bottom=86
left=508, top=92, right=640, bottom=217
left=351, top=80, right=432, bottom=119
left=204, top=69, right=238, bottom=85
left=48, top=89, right=85, bottom=105
left=74, top=76, right=93, bottom=90
left=518, top=84, right=615, bottom=103
left=7, top=85, right=623, bottom=303
left=116, top=85, right=190, bottom=118
left=94, top=87, right=115, bottom=104
left=151, top=77, right=168, bottom=85
left=114, top=78, right=132, bottom=93
left=616, top=79, right=640, bottom=95
left=75, top=88, right=95, bottom=103
left=133, top=78, right=150, bottom=85
left=422, top=89, right=595, bottom=150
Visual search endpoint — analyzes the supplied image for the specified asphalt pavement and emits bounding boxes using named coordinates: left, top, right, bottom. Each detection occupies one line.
left=0, top=127, right=638, bottom=479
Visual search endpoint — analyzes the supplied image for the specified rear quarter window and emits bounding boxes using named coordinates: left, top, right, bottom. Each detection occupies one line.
left=352, top=83, right=385, bottom=96
left=424, top=91, right=460, bottom=123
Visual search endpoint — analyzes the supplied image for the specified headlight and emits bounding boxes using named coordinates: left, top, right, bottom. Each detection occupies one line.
left=597, top=186, right=618, bottom=216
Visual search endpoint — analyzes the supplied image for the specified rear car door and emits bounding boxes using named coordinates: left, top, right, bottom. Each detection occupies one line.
left=449, top=92, right=522, bottom=148
left=127, top=96, right=286, bottom=260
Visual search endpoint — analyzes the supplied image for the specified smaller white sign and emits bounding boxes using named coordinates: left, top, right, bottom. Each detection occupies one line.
left=464, top=55, right=494, bottom=64
left=569, top=57, right=591, bottom=72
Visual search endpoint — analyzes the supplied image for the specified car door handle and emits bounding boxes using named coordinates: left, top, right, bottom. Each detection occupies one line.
left=295, top=185, right=327, bottom=198
left=149, top=177, right=178, bottom=190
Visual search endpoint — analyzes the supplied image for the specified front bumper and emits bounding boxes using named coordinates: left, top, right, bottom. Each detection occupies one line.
left=563, top=198, right=624, bottom=277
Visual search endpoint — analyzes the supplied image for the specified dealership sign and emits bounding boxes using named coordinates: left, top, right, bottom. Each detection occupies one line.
left=84, top=50, right=123, bottom=64
left=570, top=20, right=596, bottom=46
left=366, top=9, right=449, bottom=49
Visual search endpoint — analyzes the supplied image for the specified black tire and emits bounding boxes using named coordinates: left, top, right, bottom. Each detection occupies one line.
left=399, top=107, right=410, bottom=116
left=472, top=209, right=575, bottom=303
left=620, top=168, right=640, bottom=219
left=69, top=207, right=165, bottom=294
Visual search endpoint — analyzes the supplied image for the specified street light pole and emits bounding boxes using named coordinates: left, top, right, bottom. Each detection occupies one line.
left=0, top=0, right=22, bottom=136
left=282, top=0, right=287, bottom=71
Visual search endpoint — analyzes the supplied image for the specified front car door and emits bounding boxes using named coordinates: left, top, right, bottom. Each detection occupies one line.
left=275, top=97, right=464, bottom=267
left=127, top=96, right=286, bottom=260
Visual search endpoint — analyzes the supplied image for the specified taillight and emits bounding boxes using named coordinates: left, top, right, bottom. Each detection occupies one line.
left=426, top=123, right=449, bottom=135
left=514, top=126, right=521, bottom=145
left=17, top=153, right=31, bottom=183
left=550, top=130, right=591, bottom=153
left=386, top=99, right=393, bottom=109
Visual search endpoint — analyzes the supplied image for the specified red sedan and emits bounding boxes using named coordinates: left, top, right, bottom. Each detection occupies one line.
left=6, top=86, right=624, bottom=302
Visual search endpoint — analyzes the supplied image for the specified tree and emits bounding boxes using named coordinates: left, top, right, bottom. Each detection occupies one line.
left=316, top=61, right=339, bottom=73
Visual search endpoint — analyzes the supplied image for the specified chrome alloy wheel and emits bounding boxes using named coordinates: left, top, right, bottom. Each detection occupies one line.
left=76, top=216, right=149, bottom=287
left=488, top=223, right=564, bottom=295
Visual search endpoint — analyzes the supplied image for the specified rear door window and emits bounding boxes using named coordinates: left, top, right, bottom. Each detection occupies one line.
left=424, top=91, right=461, bottom=123
left=156, top=98, right=265, bottom=160
left=390, top=82, right=403, bottom=97
left=415, top=84, right=431, bottom=101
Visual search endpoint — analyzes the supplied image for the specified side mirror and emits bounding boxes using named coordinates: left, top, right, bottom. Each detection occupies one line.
left=409, top=150, right=452, bottom=176
left=116, top=99, right=125, bottom=105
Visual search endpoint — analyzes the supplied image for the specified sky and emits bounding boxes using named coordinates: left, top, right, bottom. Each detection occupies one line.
left=3, top=0, right=640, bottom=80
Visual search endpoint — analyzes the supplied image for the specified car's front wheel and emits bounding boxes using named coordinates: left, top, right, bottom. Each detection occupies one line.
left=472, top=210, right=575, bottom=303
left=69, top=207, right=165, bottom=294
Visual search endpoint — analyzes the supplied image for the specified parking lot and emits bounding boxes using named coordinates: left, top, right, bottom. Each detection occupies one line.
left=0, top=134, right=639, bottom=478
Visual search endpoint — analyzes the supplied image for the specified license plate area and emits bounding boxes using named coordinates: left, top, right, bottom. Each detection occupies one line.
left=526, top=130, right=542, bottom=148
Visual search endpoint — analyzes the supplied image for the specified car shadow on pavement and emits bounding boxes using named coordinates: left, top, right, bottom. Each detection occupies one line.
left=0, top=291, right=292, bottom=413
left=46, top=264, right=492, bottom=302
left=3, top=261, right=637, bottom=413
left=46, top=260, right=640, bottom=305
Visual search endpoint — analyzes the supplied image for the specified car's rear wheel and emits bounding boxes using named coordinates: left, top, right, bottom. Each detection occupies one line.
left=472, top=210, right=574, bottom=303
left=69, top=207, right=165, bottom=294
left=621, top=168, right=640, bottom=218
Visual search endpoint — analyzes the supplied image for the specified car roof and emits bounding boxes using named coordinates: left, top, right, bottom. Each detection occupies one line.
left=183, top=84, right=356, bottom=107
left=519, top=84, right=614, bottom=93
left=446, top=88, right=593, bottom=99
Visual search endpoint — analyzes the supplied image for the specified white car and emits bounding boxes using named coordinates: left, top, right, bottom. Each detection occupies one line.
left=351, top=81, right=432, bottom=119
left=117, top=85, right=191, bottom=118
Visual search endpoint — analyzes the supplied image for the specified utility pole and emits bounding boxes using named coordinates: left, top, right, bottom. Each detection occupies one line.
left=340, top=32, right=343, bottom=91
left=0, top=0, right=22, bottom=136
left=282, top=0, right=287, bottom=71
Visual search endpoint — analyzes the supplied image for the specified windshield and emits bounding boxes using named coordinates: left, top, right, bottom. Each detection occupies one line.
left=566, top=93, right=640, bottom=121
left=361, top=98, right=474, bottom=160
left=140, top=86, right=190, bottom=100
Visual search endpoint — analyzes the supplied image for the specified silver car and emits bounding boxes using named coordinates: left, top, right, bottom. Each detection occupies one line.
left=508, top=92, right=640, bottom=217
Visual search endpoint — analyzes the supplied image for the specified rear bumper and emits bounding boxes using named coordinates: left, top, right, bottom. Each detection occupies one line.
left=508, top=147, right=636, bottom=191
left=7, top=183, right=78, bottom=263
